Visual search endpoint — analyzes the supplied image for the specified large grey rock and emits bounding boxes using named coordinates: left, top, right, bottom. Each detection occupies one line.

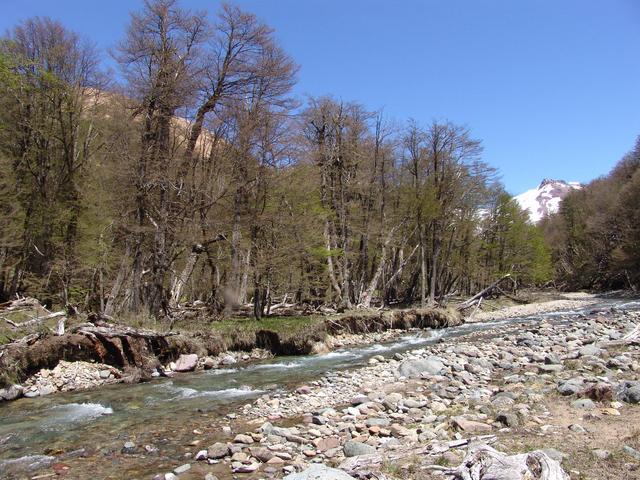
left=0, top=384, right=23, bottom=401
left=571, top=398, right=596, bottom=409
left=283, top=464, right=355, bottom=480
left=398, top=356, right=444, bottom=378
left=174, top=354, right=198, bottom=372
left=578, top=345, right=602, bottom=357
left=496, top=412, right=519, bottom=428
left=365, top=418, right=390, bottom=427
left=343, top=441, right=376, bottom=457
left=121, top=441, right=136, bottom=454
left=207, top=442, right=229, bottom=459
left=173, top=464, right=191, bottom=475
left=623, top=445, right=640, bottom=461
left=618, top=381, right=640, bottom=404
left=557, top=378, right=583, bottom=396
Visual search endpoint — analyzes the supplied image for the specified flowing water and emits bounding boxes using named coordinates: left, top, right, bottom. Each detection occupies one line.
left=1, top=297, right=639, bottom=478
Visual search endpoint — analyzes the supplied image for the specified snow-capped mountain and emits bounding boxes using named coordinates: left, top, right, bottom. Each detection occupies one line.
left=515, top=179, right=581, bottom=223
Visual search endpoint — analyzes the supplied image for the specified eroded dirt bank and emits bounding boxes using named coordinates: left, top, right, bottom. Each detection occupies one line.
left=0, top=307, right=460, bottom=398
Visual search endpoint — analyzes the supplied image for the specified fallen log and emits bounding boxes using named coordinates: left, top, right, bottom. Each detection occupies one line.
left=3, top=311, right=66, bottom=328
left=457, top=274, right=513, bottom=310
left=339, top=435, right=497, bottom=475
left=601, top=324, right=640, bottom=347
left=0, top=297, right=41, bottom=311
left=71, top=323, right=178, bottom=339
left=444, top=444, right=569, bottom=480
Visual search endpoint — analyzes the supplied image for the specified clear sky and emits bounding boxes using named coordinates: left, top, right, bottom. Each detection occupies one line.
left=2, top=0, right=639, bottom=194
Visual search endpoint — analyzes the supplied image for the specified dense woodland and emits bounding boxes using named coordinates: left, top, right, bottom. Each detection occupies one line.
left=542, top=138, right=640, bottom=292
left=2, top=0, right=618, bottom=324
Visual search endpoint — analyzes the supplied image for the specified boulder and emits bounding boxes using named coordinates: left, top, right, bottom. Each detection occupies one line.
left=283, top=464, right=355, bottom=480
left=233, top=433, right=253, bottom=444
left=578, top=345, right=602, bottom=357
left=557, top=378, right=583, bottom=396
left=249, top=447, right=273, bottom=462
left=121, top=441, right=136, bottom=454
left=313, top=436, right=340, bottom=452
left=173, top=354, right=198, bottom=372
left=452, top=417, right=492, bottom=433
left=173, top=464, right=191, bottom=475
left=221, top=355, right=237, bottom=365
left=0, top=384, right=23, bottom=401
left=343, top=441, right=376, bottom=457
left=207, top=442, right=229, bottom=459
left=496, top=412, right=519, bottom=428
left=571, top=398, right=596, bottom=409
left=618, top=381, right=640, bottom=404
left=398, top=356, right=444, bottom=378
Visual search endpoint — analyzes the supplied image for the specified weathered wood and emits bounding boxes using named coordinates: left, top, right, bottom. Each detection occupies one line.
left=72, top=324, right=177, bottom=339
left=444, top=444, right=569, bottom=480
left=56, top=317, right=66, bottom=336
left=339, top=436, right=497, bottom=475
left=602, top=324, right=640, bottom=347
left=458, top=274, right=513, bottom=310
left=3, top=311, right=66, bottom=328
left=0, top=297, right=38, bottom=309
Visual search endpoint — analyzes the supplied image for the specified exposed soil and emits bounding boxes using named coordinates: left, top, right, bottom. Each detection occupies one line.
left=0, top=307, right=460, bottom=390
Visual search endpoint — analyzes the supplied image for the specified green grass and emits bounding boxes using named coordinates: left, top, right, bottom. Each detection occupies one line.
left=0, top=307, right=64, bottom=346
left=211, top=315, right=323, bottom=335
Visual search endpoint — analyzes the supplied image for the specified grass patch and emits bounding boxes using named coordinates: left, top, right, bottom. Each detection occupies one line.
left=381, top=461, right=403, bottom=477
left=211, top=315, right=322, bottom=335
left=206, top=315, right=327, bottom=355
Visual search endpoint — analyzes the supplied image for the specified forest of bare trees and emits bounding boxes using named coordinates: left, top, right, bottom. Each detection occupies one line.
left=0, top=0, right=554, bottom=322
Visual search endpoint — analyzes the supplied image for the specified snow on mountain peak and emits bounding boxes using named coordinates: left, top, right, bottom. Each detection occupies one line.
left=514, top=179, right=581, bottom=223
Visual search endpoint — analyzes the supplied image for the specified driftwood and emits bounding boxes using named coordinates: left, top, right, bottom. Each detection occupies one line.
left=340, top=436, right=497, bottom=475
left=3, top=310, right=66, bottom=328
left=458, top=274, right=514, bottom=310
left=71, top=323, right=178, bottom=339
left=0, top=297, right=41, bottom=311
left=444, top=444, right=569, bottom=480
left=601, top=324, right=640, bottom=347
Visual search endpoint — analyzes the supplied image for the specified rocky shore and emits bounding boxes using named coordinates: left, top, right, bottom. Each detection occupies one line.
left=0, top=306, right=459, bottom=401
left=3, top=297, right=640, bottom=479
left=137, top=306, right=640, bottom=480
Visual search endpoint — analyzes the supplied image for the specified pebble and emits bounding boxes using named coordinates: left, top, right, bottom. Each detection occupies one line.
left=173, top=464, right=191, bottom=474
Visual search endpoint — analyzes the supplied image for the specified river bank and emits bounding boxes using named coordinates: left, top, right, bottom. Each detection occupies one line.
left=217, top=305, right=640, bottom=480
left=0, top=307, right=460, bottom=401
left=0, top=291, right=599, bottom=401
left=2, top=294, right=639, bottom=479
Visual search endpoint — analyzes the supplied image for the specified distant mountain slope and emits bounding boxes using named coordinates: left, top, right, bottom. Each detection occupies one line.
left=515, top=179, right=581, bottom=223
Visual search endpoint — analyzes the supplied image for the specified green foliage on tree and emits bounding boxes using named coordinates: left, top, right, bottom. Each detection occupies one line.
left=543, top=137, right=640, bottom=290
left=0, top=3, right=567, bottom=321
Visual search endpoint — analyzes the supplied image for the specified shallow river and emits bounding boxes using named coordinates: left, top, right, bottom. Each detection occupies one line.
left=1, top=297, right=639, bottom=478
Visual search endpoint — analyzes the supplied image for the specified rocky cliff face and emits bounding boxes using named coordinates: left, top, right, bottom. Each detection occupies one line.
left=515, top=178, right=581, bottom=223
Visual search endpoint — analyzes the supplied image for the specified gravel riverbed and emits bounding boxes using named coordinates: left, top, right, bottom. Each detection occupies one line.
left=142, top=300, right=640, bottom=480
left=4, top=297, right=640, bottom=480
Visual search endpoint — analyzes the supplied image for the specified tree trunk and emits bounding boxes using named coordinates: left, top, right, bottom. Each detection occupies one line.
left=169, top=244, right=205, bottom=309
left=420, top=228, right=427, bottom=308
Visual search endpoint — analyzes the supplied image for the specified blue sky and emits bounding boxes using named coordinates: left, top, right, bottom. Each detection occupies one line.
left=2, top=0, right=639, bottom=194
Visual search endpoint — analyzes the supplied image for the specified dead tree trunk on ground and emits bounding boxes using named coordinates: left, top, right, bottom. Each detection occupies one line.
left=457, top=274, right=513, bottom=310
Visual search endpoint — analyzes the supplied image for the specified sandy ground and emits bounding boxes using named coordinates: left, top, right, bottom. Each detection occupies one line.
left=467, top=293, right=601, bottom=323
